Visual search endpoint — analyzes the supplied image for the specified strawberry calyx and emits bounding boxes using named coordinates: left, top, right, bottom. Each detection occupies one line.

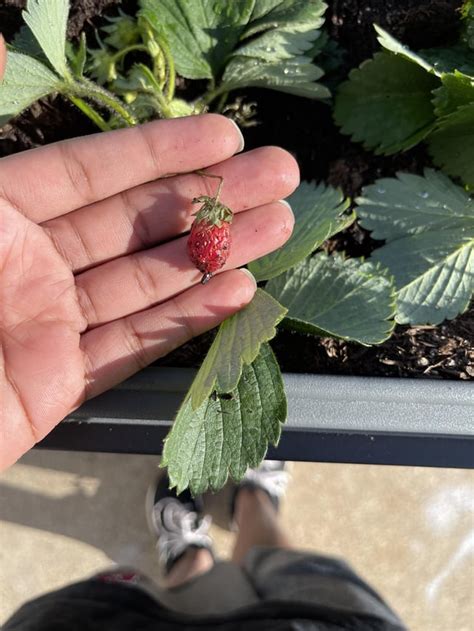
left=191, top=195, right=233, bottom=227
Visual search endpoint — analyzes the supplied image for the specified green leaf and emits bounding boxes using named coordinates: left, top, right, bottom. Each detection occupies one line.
left=432, top=71, right=474, bottom=118
left=189, top=289, right=286, bottom=409
left=139, top=0, right=254, bottom=79
left=66, top=33, right=87, bottom=78
left=266, top=253, right=396, bottom=345
left=428, top=103, right=474, bottom=187
left=139, top=0, right=328, bottom=99
left=355, top=169, right=472, bottom=239
left=356, top=169, right=474, bottom=324
left=235, top=0, right=326, bottom=62
left=87, top=47, right=118, bottom=85
left=168, top=98, right=197, bottom=117
left=22, top=0, right=70, bottom=79
left=102, top=10, right=141, bottom=49
left=373, top=231, right=473, bottom=325
left=11, top=24, right=45, bottom=60
left=219, top=55, right=329, bottom=99
left=0, top=51, right=61, bottom=126
left=162, top=343, right=286, bottom=495
left=419, top=45, right=474, bottom=77
left=462, top=0, right=474, bottom=50
left=243, top=0, right=326, bottom=39
left=374, top=25, right=436, bottom=74
left=334, top=52, right=439, bottom=154
left=235, top=27, right=320, bottom=62
left=249, top=181, right=353, bottom=282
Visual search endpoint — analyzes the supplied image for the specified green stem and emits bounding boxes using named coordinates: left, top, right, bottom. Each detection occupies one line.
left=134, top=65, right=174, bottom=118
left=200, top=83, right=228, bottom=107
left=111, top=44, right=148, bottom=64
left=153, top=48, right=167, bottom=88
left=155, top=36, right=176, bottom=101
left=67, top=95, right=111, bottom=131
left=216, top=91, right=229, bottom=113
left=73, top=78, right=138, bottom=126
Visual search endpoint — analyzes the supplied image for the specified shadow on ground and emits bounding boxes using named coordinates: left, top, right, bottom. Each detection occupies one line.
left=0, top=450, right=162, bottom=573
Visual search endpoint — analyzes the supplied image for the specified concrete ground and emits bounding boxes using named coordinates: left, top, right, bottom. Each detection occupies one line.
left=0, top=451, right=473, bottom=630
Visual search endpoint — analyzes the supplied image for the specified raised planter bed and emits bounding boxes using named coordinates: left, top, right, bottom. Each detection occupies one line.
left=37, top=368, right=474, bottom=469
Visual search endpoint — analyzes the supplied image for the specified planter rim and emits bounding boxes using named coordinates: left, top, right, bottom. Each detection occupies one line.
left=37, top=367, right=474, bottom=469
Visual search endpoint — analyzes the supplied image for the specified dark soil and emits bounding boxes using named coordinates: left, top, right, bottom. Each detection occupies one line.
left=0, top=0, right=472, bottom=380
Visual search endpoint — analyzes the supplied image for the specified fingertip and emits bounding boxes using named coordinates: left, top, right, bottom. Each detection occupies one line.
left=227, top=118, right=245, bottom=153
left=275, top=199, right=295, bottom=244
left=238, top=267, right=257, bottom=292
left=213, top=268, right=257, bottom=309
left=198, top=113, right=245, bottom=156
left=263, top=146, right=300, bottom=195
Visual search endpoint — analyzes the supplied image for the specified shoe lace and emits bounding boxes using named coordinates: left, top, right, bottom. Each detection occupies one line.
left=244, top=461, right=289, bottom=501
left=153, top=498, right=212, bottom=566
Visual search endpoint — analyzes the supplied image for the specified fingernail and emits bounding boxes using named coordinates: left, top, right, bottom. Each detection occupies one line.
left=277, top=199, right=294, bottom=219
left=228, top=118, right=245, bottom=153
left=239, top=267, right=257, bottom=289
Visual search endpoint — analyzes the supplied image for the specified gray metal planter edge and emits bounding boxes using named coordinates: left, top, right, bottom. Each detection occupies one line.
left=37, top=367, right=474, bottom=469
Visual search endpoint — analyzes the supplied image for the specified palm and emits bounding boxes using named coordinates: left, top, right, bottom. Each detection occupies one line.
left=2, top=203, right=86, bottom=455
left=0, top=115, right=298, bottom=470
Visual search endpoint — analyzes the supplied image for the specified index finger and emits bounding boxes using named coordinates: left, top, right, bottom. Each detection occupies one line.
left=0, top=113, right=244, bottom=223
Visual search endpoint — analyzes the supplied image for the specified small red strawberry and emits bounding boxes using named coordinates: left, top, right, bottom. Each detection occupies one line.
left=187, top=176, right=233, bottom=284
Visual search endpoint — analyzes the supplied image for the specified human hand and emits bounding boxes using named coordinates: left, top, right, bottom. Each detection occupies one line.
left=0, top=75, right=298, bottom=469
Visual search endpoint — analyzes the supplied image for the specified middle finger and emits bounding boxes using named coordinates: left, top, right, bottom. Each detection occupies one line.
left=43, top=146, right=299, bottom=273
left=76, top=201, right=294, bottom=329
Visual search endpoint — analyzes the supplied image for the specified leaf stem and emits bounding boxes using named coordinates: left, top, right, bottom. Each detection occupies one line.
left=67, top=95, right=111, bottom=131
left=111, top=44, right=148, bottom=64
left=73, top=78, right=138, bottom=126
left=155, top=35, right=176, bottom=101
left=133, top=64, right=174, bottom=118
left=216, top=91, right=229, bottom=113
left=200, top=83, right=229, bottom=106
left=195, top=170, right=224, bottom=200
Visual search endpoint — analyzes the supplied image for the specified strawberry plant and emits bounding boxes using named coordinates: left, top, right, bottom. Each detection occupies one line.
left=0, top=0, right=331, bottom=130
left=163, top=181, right=398, bottom=494
left=1, top=0, right=472, bottom=495
left=334, top=8, right=474, bottom=188
left=355, top=169, right=474, bottom=326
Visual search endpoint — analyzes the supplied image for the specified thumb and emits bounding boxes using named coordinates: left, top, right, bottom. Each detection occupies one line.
left=0, top=34, right=6, bottom=81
